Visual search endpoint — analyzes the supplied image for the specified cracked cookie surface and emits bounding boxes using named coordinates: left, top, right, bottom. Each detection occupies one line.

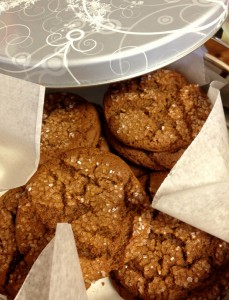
left=2, top=148, right=150, bottom=297
left=111, top=211, right=229, bottom=300
left=27, top=148, right=150, bottom=285
left=104, top=69, right=211, bottom=152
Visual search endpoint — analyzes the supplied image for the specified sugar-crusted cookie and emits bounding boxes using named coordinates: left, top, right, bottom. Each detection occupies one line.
left=27, top=148, right=149, bottom=284
left=104, top=69, right=211, bottom=152
left=2, top=148, right=149, bottom=297
left=40, top=92, right=101, bottom=164
left=111, top=211, right=229, bottom=300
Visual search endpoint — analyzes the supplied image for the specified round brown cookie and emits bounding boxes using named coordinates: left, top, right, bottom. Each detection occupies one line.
left=15, top=148, right=149, bottom=290
left=0, top=188, right=23, bottom=291
left=111, top=211, right=229, bottom=300
left=104, top=69, right=211, bottom=152
left=105, top=126, right=183, bottom=170
left=40, top=92, right=101, bottom=164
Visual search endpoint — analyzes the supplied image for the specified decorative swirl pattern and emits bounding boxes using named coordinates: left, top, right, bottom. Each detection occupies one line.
left=0, top=0, right=227, bottom=86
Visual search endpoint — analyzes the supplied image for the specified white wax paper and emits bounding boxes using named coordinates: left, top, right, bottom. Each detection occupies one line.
left=0, top=74, right=45, bottom=191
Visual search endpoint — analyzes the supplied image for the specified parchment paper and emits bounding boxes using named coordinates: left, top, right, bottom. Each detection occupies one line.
left=0, top=74, right=45, bottom=192
left=14, top=223, right=87, bottom=300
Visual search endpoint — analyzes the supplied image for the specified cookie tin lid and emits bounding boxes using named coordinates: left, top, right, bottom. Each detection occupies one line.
left=0, top=0, right=228, bottom=87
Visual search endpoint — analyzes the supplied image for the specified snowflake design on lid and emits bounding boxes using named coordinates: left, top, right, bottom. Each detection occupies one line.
left=0, top=0, right=40, bottom=12
left=67, top=0, right=111, bottom=31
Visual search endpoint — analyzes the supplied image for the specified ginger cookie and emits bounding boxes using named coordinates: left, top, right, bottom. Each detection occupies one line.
left=111, top=211, right=229, bottom=300
left=40, top=92, right=101, bottom=164
left=104, top=69, right=211, bottom=152
left=26, top=148, right=149, bottom=285
left=27, top=148, right=149, bottom=227
left=2, top=148, right=149, bottom=297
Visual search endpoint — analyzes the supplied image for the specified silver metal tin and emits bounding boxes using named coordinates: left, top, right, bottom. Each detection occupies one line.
left=0, top=0, right=228, bottom=87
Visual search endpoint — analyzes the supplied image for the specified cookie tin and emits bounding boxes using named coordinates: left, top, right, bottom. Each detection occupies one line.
left=0, top=0, right=228, bottom=87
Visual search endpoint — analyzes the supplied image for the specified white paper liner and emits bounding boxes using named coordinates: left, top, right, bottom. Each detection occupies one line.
left=0, top=74, right=45, bottom=192
left=14, top=223, right=87, bottom=300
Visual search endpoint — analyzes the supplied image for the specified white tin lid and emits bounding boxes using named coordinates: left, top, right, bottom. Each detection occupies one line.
left=0, top=0, right=228, bottom=87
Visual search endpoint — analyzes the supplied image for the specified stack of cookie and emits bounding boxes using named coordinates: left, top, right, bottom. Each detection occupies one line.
left=103, top=69, right=212, bottom=172
left=0, top=70, right=229, bottom=300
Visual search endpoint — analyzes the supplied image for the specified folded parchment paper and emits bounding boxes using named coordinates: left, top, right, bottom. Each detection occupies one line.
left=14, top=223, right=87, bottom=300
left=0, top=74, right=45, bottom=192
